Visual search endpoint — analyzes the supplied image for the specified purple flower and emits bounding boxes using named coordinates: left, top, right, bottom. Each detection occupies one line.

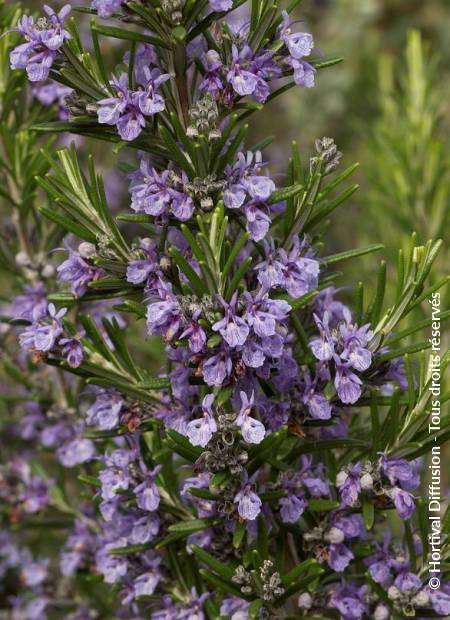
left=430, top=586, right=450, bottom=616
left=98, top=71, right=169, bottom=141
left=281, top=11, right=316, bottom=89
left=178, top=590, right=209, bottom=620
left=309, top=313, right=335, bottom=361
left=21, top=476, right=52, bottom=514
left=134, top=470, right=162, bottom=512
left=329, top=582, right=368, bottom=620
left=199, top=50, right=224, bottom=98
left=179, top=310, right=207, bottom=353
left=301, top=372, right=332, bottom=420
left=32, top=81, right=71, bottom=118
left=186, top=394, right=217, bottom=447
left=19, top=303, right=66, bottom=353
left=212, top=293, right=249, bottom=347
left=223, top=151, right=275, bottom=240
left=57, top=248, right=105, bottom=297
left=388, top=487, right=415, bottom=520
left=99, top=449, right=134, bottom=500
left=244, top=203, right=271, bottom=241
left=328, top=543, right=354, bottom=572
left=334, top=360, right=363, bottom=404
left=133, top=558, right=162, bottom=598
left=220, top=597, right=250, bottom=620
left=147, top=292, right=184, bottom=342
left=91, top=0, right=122, bottom=18
left=369, top=559, right=392, bottom=587
left=235, top=391, right=265, bottom=444
left=57, top=438, right=95, bottom=467
left=21, top=558, right=49, bottom=587
left=209, top=0, right=233, bottom=10
left=339, top=319, right=373, bottom=372
left=225, top=152, right=275, bottom=206
left=279, top=493, right=307, bottom=523
left=291, top=58, right=316, bottom=87
left=227, top=45, right=259, bottom=97
left=60, top=337, right=84, bottom=368
left=96, top=540, right=128, bottom=583
left=10, top=283, right=48, bottom=322
left=10, top=5, right=71, bottom=82
left=380, top=456, right=420, bottom=491
left=130, top=158, right=194, bottom=221
left=126, top=238, right=160, bottom=286
left=257, top=237, right=319, bottom=297
left=282, top=22, right=314, bottom=60
left=336, top=464, right=362, bottom=507
left=394, top=570, right=422, bottom=592
left=86, top=390, right=124, bottom=430
left=234, top=484, right=262, bottom=520
left=136, top=67, right=170, bottom=115
left=130, top=514, right=160, bottom=544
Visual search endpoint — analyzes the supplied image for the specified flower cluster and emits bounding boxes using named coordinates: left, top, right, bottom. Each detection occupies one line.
left=3, top=2, right=449, bottom=620
left=309, top=305, right=374, bottom=404
left=337, top=455, right=420, bottom=520
left=19, top=302, right=84, bottom=367
left=0, top=459, right=52, bottom=518
left=10, top=4, right=70, bottom=81
left=97, top=70, right=170, bottom=141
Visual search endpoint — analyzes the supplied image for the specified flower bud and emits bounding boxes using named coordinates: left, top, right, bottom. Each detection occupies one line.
left=78, top=242, right=97, bottom=259
left=411, top=589, right=429, bottom=607
left=298, top=593, right=312, bottom=609
left=336, top=471, right=348, bottom=486
left=324, top=526, right=345, bottom=544
left=387, top=586, right=400, bottom=601
left=16, top=251, right=30, bottom=267
left=41, top=264, right=55, bottom=278
left=360, top=472, right=374, bottom=490
left=374, top=604, right=390, bottom=620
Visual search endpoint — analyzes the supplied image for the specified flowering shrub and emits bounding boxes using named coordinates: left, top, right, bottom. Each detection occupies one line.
left=0, top=1, right=449, bottom=619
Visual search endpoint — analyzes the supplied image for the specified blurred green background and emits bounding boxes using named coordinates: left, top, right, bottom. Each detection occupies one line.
left=257, top=0, right=450, bottom=298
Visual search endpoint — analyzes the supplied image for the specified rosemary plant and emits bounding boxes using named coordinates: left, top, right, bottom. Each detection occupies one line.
left=0, top=1, right=449, bottom=619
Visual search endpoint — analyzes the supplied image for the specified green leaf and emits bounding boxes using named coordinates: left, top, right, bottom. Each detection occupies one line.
left=282, top=559, right=319, bottom=586
left=225, top=256, right=252, bottom=301
left=39, top=206, right=97, bottom=243
left=308, top=499, right=340, bottom=512
left=268, top=184, right=304, bottom=205
left=363, top=498, right=375, bottom=530
left=233, top=522, right=246, bottom=549
left=77, top=474, right=101, bottom=488
left=169, top=246, right=208, bottom=295
left=91, top=23, right=171, bottom=49
left=167, top=517, right=222, bottom=534
left=199, top=569, right=248, bottom=599
left=109, top=542, right=154, bottom=556
left=190, top=545, right=236, bottom=581
left=321, top=244, right=384, bottom=266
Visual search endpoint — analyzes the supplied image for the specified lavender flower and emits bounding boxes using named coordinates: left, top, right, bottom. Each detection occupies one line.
left=209, top=0, right=233, bottom=10
left=86, top=390, right=124, bottom=430
left=97, top=71, right=169, bottom=141
left=234, top=482, right=262, bottom=520
left=129, top=158, right=194, bottom=221
left=235, top=391, right=265, bottom=444
left=10, top=5, right=71, bottom=82
left=186, top=394, right=217, bottom=447
left=91, top=0, right=122, bottom=18
left=281, top=11, right=316, bottom=88
left=57, top=246, right=105, bottom=297
left=134, top=466, right=162, bottom=512
left=212, top=293, right=249, bottom=347
left=19, top=303, right=66, bottom=353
